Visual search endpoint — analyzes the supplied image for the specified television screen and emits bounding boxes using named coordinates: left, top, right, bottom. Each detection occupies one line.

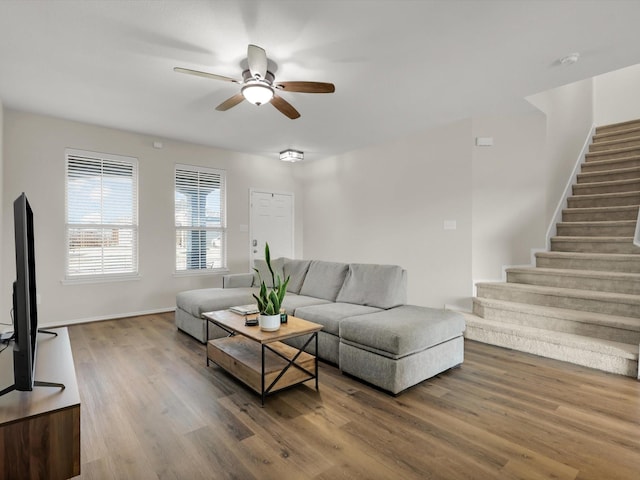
left=11, top=192, right=38, bottom=391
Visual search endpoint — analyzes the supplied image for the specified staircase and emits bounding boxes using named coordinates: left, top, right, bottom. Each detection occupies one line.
left=466, top=119, right=640, bottom=377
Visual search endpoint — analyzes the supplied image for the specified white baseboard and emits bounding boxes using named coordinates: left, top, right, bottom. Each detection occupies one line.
left=40, top=307, right=176, bottom=328
left=444, top=303, right=472, bottom=314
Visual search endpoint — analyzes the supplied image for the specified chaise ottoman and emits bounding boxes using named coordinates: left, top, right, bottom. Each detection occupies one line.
left=338, top=305, right=465, bottom=394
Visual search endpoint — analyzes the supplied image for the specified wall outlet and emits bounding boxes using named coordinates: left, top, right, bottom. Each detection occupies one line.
left=36, top=294, right=42, bottom=305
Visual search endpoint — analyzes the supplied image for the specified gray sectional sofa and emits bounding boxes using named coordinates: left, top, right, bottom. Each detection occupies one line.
left=175, top=258, right=465, bottom=394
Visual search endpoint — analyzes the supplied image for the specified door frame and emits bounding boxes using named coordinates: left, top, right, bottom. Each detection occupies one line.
left=249, top=188, right=295, bottom=270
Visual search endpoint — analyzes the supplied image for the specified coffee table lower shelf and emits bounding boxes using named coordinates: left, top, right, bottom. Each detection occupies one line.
left=207, top=336, right=317, bottom=405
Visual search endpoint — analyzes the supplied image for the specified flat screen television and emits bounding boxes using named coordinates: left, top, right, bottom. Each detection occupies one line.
left=0, top=193, right=63, bottom=397
left=12, top=192, right=38, bottom=391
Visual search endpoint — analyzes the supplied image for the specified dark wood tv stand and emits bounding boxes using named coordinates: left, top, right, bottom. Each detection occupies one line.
left=0, top=327, right=81, bottom=479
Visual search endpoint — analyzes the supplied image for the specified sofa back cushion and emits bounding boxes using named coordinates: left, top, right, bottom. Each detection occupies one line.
left=336, top=263, right=407, bottom=309
left=299, top=260, right=349, bottom=301
left=253, top=257, right=285, bottom=288
left=283, top=258, right=312, bottom=294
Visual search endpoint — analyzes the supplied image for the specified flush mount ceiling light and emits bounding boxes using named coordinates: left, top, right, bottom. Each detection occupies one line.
left=559, top=53, right=580, bottom=65
left=241, top=81, right=274, bottom=106
left=280, top=149, right=304, bottom=162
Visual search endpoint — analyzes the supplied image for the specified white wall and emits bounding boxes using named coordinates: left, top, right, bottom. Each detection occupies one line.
left=2, top=110, right=303, bottom=326
left=0, top=100, right=3, bottom=320
left=471, top=113, right=547, bottom=283
left=296, top=120, right=473, bottom=311
left=594, top=63, right=640, bottom=126
left=527, top=78, right=594, bottom=226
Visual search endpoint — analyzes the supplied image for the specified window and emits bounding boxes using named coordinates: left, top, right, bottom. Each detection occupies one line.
left=175, top=165, right=226, bottom=272
left=65, top=149, right=138, bottom=280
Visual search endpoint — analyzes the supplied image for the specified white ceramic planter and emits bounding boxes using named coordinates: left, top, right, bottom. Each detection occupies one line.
left=259, top=314, right=281, bottom=332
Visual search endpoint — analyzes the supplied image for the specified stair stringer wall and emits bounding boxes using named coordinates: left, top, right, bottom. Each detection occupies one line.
left=545, top=125, right=596, bottom=250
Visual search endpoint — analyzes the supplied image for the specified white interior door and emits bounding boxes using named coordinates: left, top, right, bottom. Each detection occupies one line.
left=250, top=190, right=294, bottom=266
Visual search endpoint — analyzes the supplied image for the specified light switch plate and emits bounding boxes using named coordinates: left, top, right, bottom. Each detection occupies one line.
left=444, top=220, right=457, bottom=230
left=475, top=137, right=494, bottom=147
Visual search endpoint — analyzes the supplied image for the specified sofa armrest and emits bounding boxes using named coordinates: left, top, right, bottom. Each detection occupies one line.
left=222, top=273, right=254, bottom=288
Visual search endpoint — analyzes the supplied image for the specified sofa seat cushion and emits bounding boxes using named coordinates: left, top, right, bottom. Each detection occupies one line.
left=295, top=303, right=383, bottom=336
left=299, top=260, right=349, bottom=301
left=176, top=287, right=257, bottom=318
left=340, top=305, right=465, bottom=359
left=281, top=294, right=331, bottom=316
left=336, top=263, right=407, bottom=309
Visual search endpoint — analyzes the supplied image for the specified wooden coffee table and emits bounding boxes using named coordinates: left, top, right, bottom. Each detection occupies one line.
left=203, top=310, right=323, bottom=405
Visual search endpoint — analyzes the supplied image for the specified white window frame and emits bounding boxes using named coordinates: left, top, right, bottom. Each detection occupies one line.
left=64, top=148, right=139, bottom=283
left=174, top=164, right=227, bottom=274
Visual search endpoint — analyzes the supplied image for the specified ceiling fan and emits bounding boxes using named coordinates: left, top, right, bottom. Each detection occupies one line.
left=174, top=44, right=335, bottom=120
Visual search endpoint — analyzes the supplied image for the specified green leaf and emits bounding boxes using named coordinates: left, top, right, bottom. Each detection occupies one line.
left=265, top=295, right=276, bottom=315
left=277, top=276, right=290, bottom=304
left=268, top=290, right=280, bottom=313
left=252, top=293, right=265, bottom=312
left=265, top=243, right=275, bottom=287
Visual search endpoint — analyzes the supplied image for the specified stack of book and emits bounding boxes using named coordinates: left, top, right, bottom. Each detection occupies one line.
left=229, top=304, right=259, bottom=315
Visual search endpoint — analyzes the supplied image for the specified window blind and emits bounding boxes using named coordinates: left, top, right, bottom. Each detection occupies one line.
left=65, top=149, right=138, bottom=279
left=175, top=164, right=226, bottom=271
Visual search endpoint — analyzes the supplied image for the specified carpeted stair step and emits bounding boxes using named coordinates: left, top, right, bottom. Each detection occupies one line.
left=566, top=191, right=640, bottom=208
left=572, top=178, right=640, bottom=195
left=505, top=266, right=640, bottom=295
left=535, top=251, right=640, bottom=273
left=462, top=313, right=638, bottom=377
left=577, top=166, right=640, bottom=184
left=593, top=125, right=640, bottom=143
left=586, top=145, right=640, bottom=162
left=580, top=155, right=640, bottom=173
left=562, top=205, right=640, bottom=222
left=595, top=118, right=640, bottom=135
left=472, top=297, right=640, bottom=344
left=475, top=282, right=640, bottom=317
left=556, top=220, right=637, bottom=237
left=551, top=236, right=640, bottom=254
left=589, top=135, right=640, bottom=152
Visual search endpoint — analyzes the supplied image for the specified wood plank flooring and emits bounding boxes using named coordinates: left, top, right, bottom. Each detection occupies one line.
left=68, top=313, right=640, bottom=479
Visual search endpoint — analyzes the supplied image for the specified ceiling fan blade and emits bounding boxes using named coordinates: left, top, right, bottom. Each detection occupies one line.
left=247, top=44, right=268, bottom=79
left=275, top=81, right=335, bottom=94
left=174, top=67, right=239, bottom=83
left=271, top=94, right=300, bottom=119
left=216, top=93, right=245, bottom=111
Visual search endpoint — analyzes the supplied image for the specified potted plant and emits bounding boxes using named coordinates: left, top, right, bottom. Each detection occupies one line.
left=253, top=243, right=289, bottom=331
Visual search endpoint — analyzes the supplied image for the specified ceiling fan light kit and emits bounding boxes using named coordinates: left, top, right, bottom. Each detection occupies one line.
left=175, top=44, right=335, bottom=119
left=280, top=149, right=304, bottom=162
left=241, top=83, right=274, bottom=105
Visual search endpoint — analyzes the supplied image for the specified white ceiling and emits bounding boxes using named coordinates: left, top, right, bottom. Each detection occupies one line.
left=1, top=1, right=640, bottom=161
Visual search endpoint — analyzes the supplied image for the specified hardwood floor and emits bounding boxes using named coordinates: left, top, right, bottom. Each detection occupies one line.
left=68, top=313, right=640, bottom=479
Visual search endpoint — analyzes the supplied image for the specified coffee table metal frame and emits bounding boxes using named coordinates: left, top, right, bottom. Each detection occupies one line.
left=205, top=311, right=321, bottom=406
